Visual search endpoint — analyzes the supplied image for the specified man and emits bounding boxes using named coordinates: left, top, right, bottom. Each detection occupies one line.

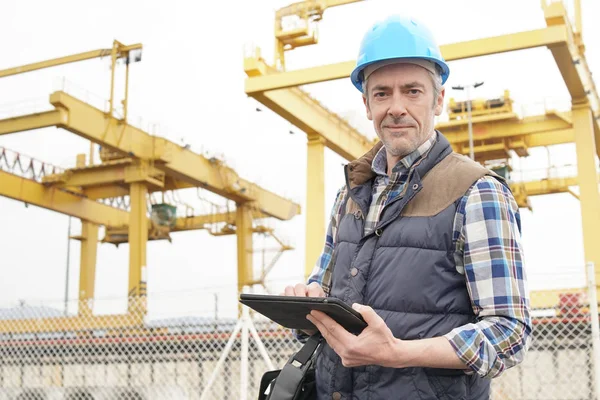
left=283, top=14, right=531, bottom=399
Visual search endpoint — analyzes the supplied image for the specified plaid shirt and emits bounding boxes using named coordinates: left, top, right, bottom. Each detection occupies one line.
left=307, top=132, right=531, bottom=379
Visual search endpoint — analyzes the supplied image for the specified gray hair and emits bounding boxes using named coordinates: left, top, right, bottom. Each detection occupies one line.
left=430, top=64, right=443, bottom=103
left=362, top=64, right=443, bottom=108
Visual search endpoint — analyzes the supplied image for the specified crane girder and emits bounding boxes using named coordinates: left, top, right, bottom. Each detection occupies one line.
left=245, top=55, right=374, bottom=161
left=517, top=177, right=578, bottom=197
left=0, top=169, right=268, bottom=235
left=0, top=91, right=301, bottom=221
left=244, top=55, right=580, bottom=162
left=42, top=158, right=166, bottom=193
left=245, top=25, right=569, bottom=93
left=440, top=111, right=575, bottom=162
left=245, top=20, right=600, bottom=159
left=511, top=176, right=579, bottom=210
left=0, top=43, right=142, bottom=79
left=0, top=169, right=130, bottom=226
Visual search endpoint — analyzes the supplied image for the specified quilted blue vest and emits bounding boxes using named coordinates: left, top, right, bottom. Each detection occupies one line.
left=315, top=133, right=497, bottom=400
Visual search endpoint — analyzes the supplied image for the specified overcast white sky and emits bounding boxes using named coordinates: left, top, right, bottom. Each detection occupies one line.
left=0, top=0, right=599, bottom=320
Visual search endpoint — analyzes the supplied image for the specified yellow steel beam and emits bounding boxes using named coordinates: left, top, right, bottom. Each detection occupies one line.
left=0, top=167, right=262, bottom=233
left=541, top=1, right=600, bottom=158
left=0, top=109, right=66, bottom=135
left=542, top=2, right=598, bottom=109
left=572, top=102, right=600, bottom=286
left=516, top=177, right=578, bottom=197
left=0, top=50, right=112, bottom=78
left=174, top=211, right=237, bottom=231
left=305, top=134, right=326, bottom=279
left=49, top=162, right=277, bottom=204
left=245, top=25, right=569, bottom=93
left=245, top=56, right=373, bottom=160
left=442, top=112, right=575, bottom=161
left=526, top=128, right=575, bottom=147
left=78, top=222, right=99, bottom=317
left=0, top=169, right=129, bottom=226
left=43, top=161, right=130, bottom=187
left=442, top=24, right=568, bottom=61
left=43, top=158, right=165, bottom=191
left=442, top=112, right=572, bottom=142
left=510, top=176, right=578, bottom=209
left=83, top=186, right=130, bottom=200
left=102, top=210, right=271, bottom=245
left=246, top=61, right=355, bottom=93
left=273, top=0, right=364, bottom=69
left=0, top=91, right=299, bottom=221
left=118, top=212, right=268, bottom=235
left=0, top=43, right=142, bottom=78
left=236, top=204, right=254, bottom=295
left=440, top=112, right=520, bottom=128
left=128, top=182, right=148, bottom=315
left=244, top=26, right=573, bottom=161
left=104, top=212, right=234, bottom=243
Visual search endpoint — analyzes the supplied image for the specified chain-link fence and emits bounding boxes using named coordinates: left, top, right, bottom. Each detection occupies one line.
left=0, top=294, right=301, bottom=400
left=1, top=265, right=600, bottom=400
left=490, top=264, right=600, bottom=400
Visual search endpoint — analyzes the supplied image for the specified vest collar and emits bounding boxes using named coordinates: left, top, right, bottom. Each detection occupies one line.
left=345, top=131, right=452, bottom=189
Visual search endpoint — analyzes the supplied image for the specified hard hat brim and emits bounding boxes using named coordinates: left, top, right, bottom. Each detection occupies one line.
left=351, top=56, right=450, bottom=93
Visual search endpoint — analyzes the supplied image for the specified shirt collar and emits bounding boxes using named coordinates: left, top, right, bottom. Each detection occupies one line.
left=371, top=131, right=437, bottom=176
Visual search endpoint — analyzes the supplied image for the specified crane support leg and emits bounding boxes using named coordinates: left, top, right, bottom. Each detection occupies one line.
left=573, top=102, right=600, bottom=288
left=305, top=134, right=326, bottom=280
left=78, top=222, right=99, bottom=317
left=128, top=182, right=148, bottom=316
left=236, top=204, right=254, bottom=295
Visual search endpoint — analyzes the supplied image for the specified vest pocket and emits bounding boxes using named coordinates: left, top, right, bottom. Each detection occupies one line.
left=424, top=372, right=467, bottom=400
left=411, top=369, right=468, bottom=400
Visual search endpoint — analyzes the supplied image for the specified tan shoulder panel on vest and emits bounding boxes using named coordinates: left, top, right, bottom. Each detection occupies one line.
left=401, top=153, right=495, bottom=217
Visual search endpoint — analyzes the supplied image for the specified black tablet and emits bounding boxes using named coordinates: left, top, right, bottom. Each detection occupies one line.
left=239, top=294, right=367, bottom=334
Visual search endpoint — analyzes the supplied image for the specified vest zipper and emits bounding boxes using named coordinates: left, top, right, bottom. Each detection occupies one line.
left=367, top=168, right=422, bottom=237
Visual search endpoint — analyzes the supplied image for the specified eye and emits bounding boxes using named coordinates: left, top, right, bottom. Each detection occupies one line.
left=374, top=92, right=386, bottom=98
left=408, top=89, right=421, bottom=95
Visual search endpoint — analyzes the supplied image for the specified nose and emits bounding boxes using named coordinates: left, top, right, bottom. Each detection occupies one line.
left=387, top=92, right=408, bottom=118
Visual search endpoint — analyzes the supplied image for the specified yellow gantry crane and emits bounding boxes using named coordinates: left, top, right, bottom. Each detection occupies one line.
left=244, top=0, right=600, bottom=298
left=0, top=41, right=301, bottom=332
left=440, top=89, right=581, bottom=210
left=273, top=0, right=364, bottom=70
left=0, top=146, right=293, bottom=334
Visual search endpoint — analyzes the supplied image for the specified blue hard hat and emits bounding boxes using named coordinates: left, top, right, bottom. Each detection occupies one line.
left=351, top=15, right=450, bottom=92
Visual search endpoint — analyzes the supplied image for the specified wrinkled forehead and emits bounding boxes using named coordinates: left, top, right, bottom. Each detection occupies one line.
left=366, top=63, right=432, bottom=91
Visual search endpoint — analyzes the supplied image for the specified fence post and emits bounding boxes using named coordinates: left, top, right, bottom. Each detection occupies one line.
left=241, top=303, right=250, bottom=400
left=587, top=262, right=600, bottom=400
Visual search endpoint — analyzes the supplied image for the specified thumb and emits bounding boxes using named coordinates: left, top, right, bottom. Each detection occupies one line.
left=352, top=303, right=380, bottom=325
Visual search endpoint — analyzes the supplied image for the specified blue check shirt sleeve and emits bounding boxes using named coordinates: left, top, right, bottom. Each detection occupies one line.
left=444, top=176, right=532, bottom=378
left=307, top=186, right=347, bottom=288
left=294, top=187, right=347, bottom=342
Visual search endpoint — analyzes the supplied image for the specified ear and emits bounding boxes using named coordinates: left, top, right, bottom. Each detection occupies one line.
left=434, top=87, right=445, bottom=116
left=363, top=94, right=372, bottom=120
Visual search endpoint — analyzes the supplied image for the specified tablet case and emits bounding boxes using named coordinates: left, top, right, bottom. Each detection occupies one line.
left=239, top=294, right=367, bottom=334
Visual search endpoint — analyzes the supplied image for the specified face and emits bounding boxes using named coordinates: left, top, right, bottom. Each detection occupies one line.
left=363, top=63, right=445, bottom=161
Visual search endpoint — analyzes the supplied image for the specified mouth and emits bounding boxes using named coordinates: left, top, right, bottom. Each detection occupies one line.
left=384, top=125, right=413, bottom=129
